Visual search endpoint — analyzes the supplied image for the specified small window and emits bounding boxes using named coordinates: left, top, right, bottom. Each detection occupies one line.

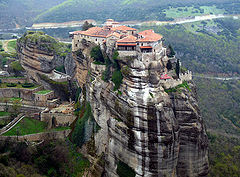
left=96, top=39, right=97, bottom=41
left=75, top=44, right=77, bottom=47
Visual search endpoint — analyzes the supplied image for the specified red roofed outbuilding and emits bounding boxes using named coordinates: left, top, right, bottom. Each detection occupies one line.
left=160, top=74, right=172, bottom=80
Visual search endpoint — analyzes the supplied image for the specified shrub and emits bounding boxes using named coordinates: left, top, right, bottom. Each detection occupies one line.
left=10, top=61, right=24, bottom=72
left=90, top=46, right=104, bottom=63
left=55, top=65, right=66, bottom=73
left=21, top=83, right=34, bottom=88
left=166, top=60, right=172, bottom=70
left=117, top=160, right=136, bottom=177
left=121, top=66, right=131, bottom=76
left=6, top=83, right=16, bottom=87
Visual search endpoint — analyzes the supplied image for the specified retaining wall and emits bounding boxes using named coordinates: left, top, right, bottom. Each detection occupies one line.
left=159, top=71, right=192, bottom=89
left=0, top=129, right=71, bottom=142
left=0, top=86, right=43, bottom=101
left=0, top=77, right=26, bottom=84
left=41, top=113, right=76, bottom=128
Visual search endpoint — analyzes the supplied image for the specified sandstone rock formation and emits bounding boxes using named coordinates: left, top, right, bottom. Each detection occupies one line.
left=17, top=31, right=75, bottom=82
left=17, top=31, right=77, bottom=100
left=74, top=39, right=209, bottom=176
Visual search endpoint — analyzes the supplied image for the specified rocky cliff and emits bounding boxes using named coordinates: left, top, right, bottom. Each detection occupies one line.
left=17, top=31, right=75, bottom=82
left=17, top=31, right=77, bottom=100
left=73, top=41, right=209, bottom=176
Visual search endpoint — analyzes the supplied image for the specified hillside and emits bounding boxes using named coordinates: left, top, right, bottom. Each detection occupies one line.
left=0, top=0, right=65, bottom=29
left=34, top=0, right=240, bottom=23
left=1, top=0, right=240, bottom=29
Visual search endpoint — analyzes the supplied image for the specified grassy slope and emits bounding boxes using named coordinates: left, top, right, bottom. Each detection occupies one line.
left=35, top=90, right=52, bottom=94
left=3, top=117, right=47, bottom=136
left=3, top=117, right=70, bottom=136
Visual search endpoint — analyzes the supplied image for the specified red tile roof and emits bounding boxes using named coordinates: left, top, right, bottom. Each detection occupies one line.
left=160, top=74, right=172, bottom=80
left=112, top=25, right=137, bottom=31
left=106, top=32, right=121, bottom=38
left=73, top=27, right=113, bottom=37
left=137, top=29, right=163, bottom=42
left=140, top=46, right=152, bottom=49
left=117, top=35, right=137, bottom=43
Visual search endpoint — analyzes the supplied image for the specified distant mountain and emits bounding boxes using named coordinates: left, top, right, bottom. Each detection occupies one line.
left=0, top=0, right=65, bottom=29
left=34, top=0, right=239, bottom=23
left=0, top=0, right=239, bottom=29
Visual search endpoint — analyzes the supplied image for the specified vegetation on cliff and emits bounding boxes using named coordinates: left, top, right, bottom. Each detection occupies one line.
left=18, top=31, right=71, bottom=57
left=90, top=45, right=105, bottom=64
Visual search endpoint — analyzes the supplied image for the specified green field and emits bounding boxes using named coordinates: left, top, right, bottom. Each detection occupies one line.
left=7, top=40, right=17, bottom=53
left=35, top=89, right=52, bottom=95
left=164, top=5, right=225, bottom=19
left=3, top=117, right=70, bottom=136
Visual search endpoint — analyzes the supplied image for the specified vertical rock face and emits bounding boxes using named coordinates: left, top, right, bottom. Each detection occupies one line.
left=74, top=41, right=209, bottom=177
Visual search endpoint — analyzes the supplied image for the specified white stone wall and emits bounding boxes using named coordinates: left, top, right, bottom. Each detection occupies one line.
left=159, top=79, right=183, bottom=89
left=72, top=34, right=106, bottom=51
left=41, top=112, right=76, bottom=128
left=118, top=51, right=137, bottom=58
left=91, top=63, right=106, bottom=74
left=159, top=71, right=192, bottom=89
left=179, top=70, right=192, bottom=81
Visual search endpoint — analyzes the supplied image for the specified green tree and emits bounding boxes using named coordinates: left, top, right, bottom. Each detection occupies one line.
left=112, top=70, right=123, bottom=91
left=90, top=46, right=104, bottom=63
left=82, top=21, right=94, bottom=31
left=11, top=100, right=22, bottom=117
left=166, top=60, right=172, bottom=70
left=167, top=44, right=175, bottom=58
left=176, top=59, right=180, bottom=78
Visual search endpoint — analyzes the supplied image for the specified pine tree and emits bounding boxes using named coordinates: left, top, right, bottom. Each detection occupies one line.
left=82, top=21, right=94, bottom=31
left=176, top=59, right=180, bottom=78
left=168, top=44, right=175, bottom=58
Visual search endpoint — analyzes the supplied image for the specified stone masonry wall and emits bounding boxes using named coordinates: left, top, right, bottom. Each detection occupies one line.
left=0, top=77, right=27, bottom=84
left=41, top=113, right=76, bottom=128
left=0, top=86, right=43, bottom=101
left=0, top=129, right=71, bottom=142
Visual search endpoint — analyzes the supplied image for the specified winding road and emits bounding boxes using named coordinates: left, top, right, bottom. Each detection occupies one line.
left=193, top=74, right=240, bottom=81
